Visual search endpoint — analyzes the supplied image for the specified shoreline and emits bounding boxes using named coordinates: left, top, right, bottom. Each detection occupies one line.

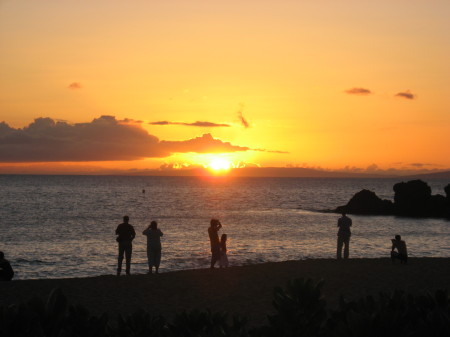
left=1, top=258, right=450, bottom=326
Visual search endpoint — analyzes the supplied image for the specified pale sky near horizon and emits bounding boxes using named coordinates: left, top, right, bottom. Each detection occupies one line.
left=1, top=0, right=450, bottom=174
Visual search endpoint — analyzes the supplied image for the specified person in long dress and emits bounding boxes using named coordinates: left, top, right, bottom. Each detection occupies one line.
left=143, top=221, right=164, bottom=274
left=219, top=234, right=229, bottom=268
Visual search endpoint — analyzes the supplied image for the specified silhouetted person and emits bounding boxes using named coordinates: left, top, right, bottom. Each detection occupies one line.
left=208, top=218, right=222, bottom=268
left=337, top=212, right=352, bottom=259
left=219, top=233, right=229, bottom=268
left=143, top=220, right=163, bottom=274
left=391, top=235, right=408, bottom=264
left=115, top=215, right=136, bottom=276
left=0, top=251, right=14, bottom=281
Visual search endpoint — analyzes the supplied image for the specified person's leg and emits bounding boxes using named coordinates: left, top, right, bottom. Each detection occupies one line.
left=400, top=254, right=407, bottom=264
left=155, top=249, right=161, bottom=274
left=147, top=247, right=153, bottom=274
left=337, top=237, right=343, bottom=259
left=211, top=247, right=220, bottom=268
left=391, top=251, right=396, bottom=262
left=117, top=244, right=125, bottom=275
left=344, top=237, right=350, bottom=259
left=210, top=253, right=216, bottom=268
left=125, top=244, right=132, bottom=275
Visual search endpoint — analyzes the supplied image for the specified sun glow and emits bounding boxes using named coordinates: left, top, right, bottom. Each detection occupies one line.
left=208, top=157, right=231, bottom=171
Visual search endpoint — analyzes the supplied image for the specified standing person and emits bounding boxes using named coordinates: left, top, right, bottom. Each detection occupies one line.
left=219, top=234, right=229, bottom=268
left=208, top=218, right=222, bottom=268
left=0, top=251, right=14, bottom=281
left=391, top=235, right=408, bottom=264
left=143, top=220, right=164, bottom=274
left=336, top=212, right=352, bottom=259
left=115, top=215, right=136, bottom=276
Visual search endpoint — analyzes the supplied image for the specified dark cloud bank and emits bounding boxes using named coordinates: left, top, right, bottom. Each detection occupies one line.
left=0, top=116, right=250, bottom=162
left=345, top=87, right=372, bottom=95
left=68, top=82, right=82, bottom=90
left=395, top=90, right=415, bottom=100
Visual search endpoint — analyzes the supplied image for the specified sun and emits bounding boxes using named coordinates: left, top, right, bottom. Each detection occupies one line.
left=209, top=157, right=231, bottom=171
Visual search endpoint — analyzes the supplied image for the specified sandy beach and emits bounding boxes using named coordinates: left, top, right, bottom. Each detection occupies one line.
left=1, top=258, right=449, bottom=326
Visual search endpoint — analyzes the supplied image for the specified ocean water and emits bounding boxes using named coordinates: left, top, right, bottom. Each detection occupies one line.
left=0, top=175, right=449, bottom=280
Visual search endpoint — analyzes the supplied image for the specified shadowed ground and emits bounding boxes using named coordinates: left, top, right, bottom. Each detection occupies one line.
left=1, top=258, right=449, bottom=326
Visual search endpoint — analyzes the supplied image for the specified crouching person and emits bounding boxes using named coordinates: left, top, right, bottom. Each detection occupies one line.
left=391, top=235, right=408, bottom=264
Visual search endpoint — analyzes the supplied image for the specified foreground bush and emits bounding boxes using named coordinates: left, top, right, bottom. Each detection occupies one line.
left=1, top=280, right=449, bottom=337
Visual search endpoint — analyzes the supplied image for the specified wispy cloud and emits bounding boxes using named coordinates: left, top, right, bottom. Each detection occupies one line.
left=237, top=104, right=250, bottom=128
left=345, top=87, right=372, bottom=95
left=395, top=90, right=416, bottom=100
left=68, top=82, right=82, bottom=89
left=253, top=149, right=289, bottom=154
left=410, top=162, right=436, bottom=168
left=149, top=121, right=230, bottom=127
left=0, top=116, right=250, bottom=162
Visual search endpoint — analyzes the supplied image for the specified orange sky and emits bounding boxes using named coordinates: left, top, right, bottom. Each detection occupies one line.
left=1, top=0, right=450, bottom=175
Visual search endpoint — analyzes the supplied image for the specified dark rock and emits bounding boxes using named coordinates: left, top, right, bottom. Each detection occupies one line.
left=445, top=184, right=450, bottom=199
left=335, top=189, right=394, bottom=215
left=393, top=180, right=431, bottom=217
left=335, top=179, right=450, bottom=218
left=427, top=194, right=448, bottom=218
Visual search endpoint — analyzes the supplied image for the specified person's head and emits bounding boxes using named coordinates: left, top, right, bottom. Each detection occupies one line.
left=210, top=218, right=220, bottom=228
left=221, top=234, right=227, bottom=242
left=150, top=220, right=157, bottom=230
left=395, top=234, right=401, bottom=241
left=341, top=212, right=346, bottom=217
left=123, top=215, right=129, bottom=223
left=0, top=251, right=4, bottom=260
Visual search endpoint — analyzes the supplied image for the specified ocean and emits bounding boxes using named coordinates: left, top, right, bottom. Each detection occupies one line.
left=1, top=175, right=449, bottom=280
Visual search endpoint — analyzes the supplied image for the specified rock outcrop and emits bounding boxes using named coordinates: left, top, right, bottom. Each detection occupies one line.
left=335, top=189, right=394, bottom=215
left=335, top=180, right=450, bottom=218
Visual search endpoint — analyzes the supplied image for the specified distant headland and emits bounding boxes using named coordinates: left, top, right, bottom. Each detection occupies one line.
left=335, top=179, right=450, bottom=218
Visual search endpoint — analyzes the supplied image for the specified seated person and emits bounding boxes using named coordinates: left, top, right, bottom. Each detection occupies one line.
left=391, top=235, right=408, bottom=264
left=0, top=251, right=14, bottom=281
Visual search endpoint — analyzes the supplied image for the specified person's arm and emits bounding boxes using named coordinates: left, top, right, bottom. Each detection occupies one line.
left=143, top=227, right=150, bottom=235
left=159, top=229, right=163, bottom=237
left=391, top=240, right=396, bottom=252
left=131, top=227, right=136, bottom=240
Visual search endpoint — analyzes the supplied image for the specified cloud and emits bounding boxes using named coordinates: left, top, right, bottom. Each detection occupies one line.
left=161, top=133, right=249, bottom=153
left=149, top=121, right=230, bottom=127
left=345, top=87, right=372, bottom=95
left=237, top=104, right=250, bottom=128
left=253, top=148, right=289, bottom=154
left=395, top=90, right=415, bottom=100
left=68, top=82, right=82, bottom=89
left=0, top=116, right=250, bottom=162
left=410, top=162, right=436, bottom=168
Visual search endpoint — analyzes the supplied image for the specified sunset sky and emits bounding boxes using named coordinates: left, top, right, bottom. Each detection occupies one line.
left=1, top=0, right=450, bottom=175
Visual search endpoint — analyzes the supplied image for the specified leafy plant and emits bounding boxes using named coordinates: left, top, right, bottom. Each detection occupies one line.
left=169, top=310, right=249, bottom=337
left=264, top=278, right=327, bottom=337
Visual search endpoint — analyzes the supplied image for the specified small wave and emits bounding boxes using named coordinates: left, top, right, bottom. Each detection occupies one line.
left=15, top=258, right=55, bottom=265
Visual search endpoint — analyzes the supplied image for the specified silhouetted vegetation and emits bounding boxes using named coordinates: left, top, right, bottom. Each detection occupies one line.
left=336, top=180, right=450, bottom=218
left=1, top=280, right=449, bottom=336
